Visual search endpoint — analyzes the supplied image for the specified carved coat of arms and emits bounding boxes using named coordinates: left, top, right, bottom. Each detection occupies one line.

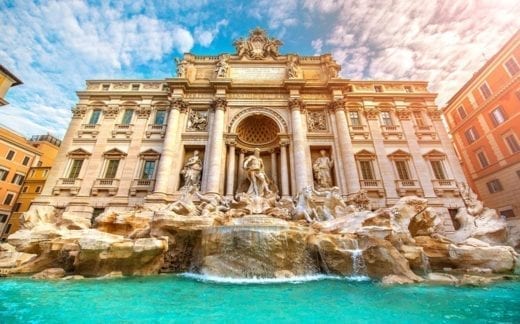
left=233, top=27, right=283, bottom=60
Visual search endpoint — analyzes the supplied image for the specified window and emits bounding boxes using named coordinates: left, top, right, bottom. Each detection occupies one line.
left=479, top=83, right=492, bottom=99
left=132, top=84, right=140, bottom=91
left=0, top=214, right=7, bottom=223
left=104, top=160, right=120, bottom=179
left=476, top=150, right=489, bottom=168
left=504, top=134, right=520, bottom=153
left=68, top=159, right=84, bottom=179
left=6, top=150, right=15, bottom=160
left=89, top=109, right=102, bottom=125
left=22, top=156, right=30, bottom=166
left=141, top=160, right=156, bottom=179
left=35, top=186, right=41, bottom=193
left=359, top=160, right=375, bottom=180
left=374, top=85, right=383, bottom=92
left=457, top=106, right=467, bottom=119
left=37, top=161, right=42, bottom=167
left=102, top=84, right=110, bottom=91
left=404, top=86, right=413, bottom=93
left=43, top=170, right=48, bottom=178
left=22, top=186, right=28, bottom=193
left=162, top=84, right=169, bottom=91
left=413, top=111, right=426, bottom=127
left=13, top=203, right=21, bottom=212
left=12, top=174, right=25, bottom=185
left=380, top=111, right=393, bottom=126
left=121, top=109, right=134, bottom=125
left=349, top=111, right=361, bottom=126
left=486, top=179, right=503, bottom=193
left=464, top=127, right=479, bottom=144
left=0, top=168, right=8, bottom=181
left=154, top=110, right=166, bottom=125
left=500, top=209, right=515, bottom=218
left=395, top=160, right=411, bottom=180
left=3, top=193, right=14, bottom=205
left=504, top=57, right=520, bottom=76
left=430, top=160, right=447, bottom=180
left=490, top=106, right=507, bottom=126
left=4, top=224, right=12, bottom=234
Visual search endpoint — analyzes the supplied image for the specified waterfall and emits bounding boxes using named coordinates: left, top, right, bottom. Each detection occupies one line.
left=420, top=250, right=431, bottom=276
left=351, top=239, right=367, bottom=277
left=317, top=246, right=331, bottom=274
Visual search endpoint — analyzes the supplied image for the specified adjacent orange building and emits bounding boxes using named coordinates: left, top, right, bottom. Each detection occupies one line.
left=443, top=31, right=520, bottom=225
left=0, top=65, right=22, bottom=106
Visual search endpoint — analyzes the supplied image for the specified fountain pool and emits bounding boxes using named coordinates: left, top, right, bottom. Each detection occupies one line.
left=1, top=275, right=519, bottom=323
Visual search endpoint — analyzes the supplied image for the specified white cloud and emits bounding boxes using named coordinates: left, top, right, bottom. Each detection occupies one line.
left=195, top=19, right=229, bottom=48
left=311, top=39, right=323, bottom=55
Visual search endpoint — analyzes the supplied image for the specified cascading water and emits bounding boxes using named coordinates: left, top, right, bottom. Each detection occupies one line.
left=351, top=239, right=367, bottom=277
left=420, top=250, right=431, bottom=276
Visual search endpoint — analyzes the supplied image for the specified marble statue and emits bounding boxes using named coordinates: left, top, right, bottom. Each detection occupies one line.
left=233, top=28, right=283, bottom=60
left=287, top=59, right=299, bottom=79
left=243, top=148, right=272, bottom=197
left=187, top=110, right=208, bottom=131
left=313, top=150, right=333, bottom=189
left=195, top=192, right=230, bottom=217
left=233, top=38, right=247, bottom=58
left=215, top=56, right=229, bottom=78
left=180, top=151, right=202, bottom=190
left=175, top=58, right=188, bottom=78
left=307, top=112, right=327, bottom=132
left=313, top=187, right=347, bottom=221
left=165, top=185, right=198, bottom=216
left=292, top=186, right=318, bottom=223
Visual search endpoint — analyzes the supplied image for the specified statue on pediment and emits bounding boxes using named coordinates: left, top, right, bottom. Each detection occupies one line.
left=215, top=55, right=229, bottom=78
left=175, top=58, right=188, bottom=78
left=233, top=27, right=283, bottom=60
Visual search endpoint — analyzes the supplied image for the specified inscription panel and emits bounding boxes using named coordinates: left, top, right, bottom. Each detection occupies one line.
left=230, top=67, right=286, bottom=81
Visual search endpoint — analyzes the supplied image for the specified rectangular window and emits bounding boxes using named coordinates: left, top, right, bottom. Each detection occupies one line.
left=380, top=111, right=393, bottom=126
left=102, top=84, right=110, bottom=91
left=413, top=111, right=425, bottom=127
left=404, top=86, right=413, bottom=93
left=374, top=85, right=383, bottom=92
left=12, top=174, right=25, bottom=185
left=3, top=193, right=14, bottom=205
left=68, top=159, right=84, bottom=179
left=480, top=83, right=492, bottom=99
left=505, top=134, right=520, bottom=153
left=121, top=109, right=134, bottom=125
left=359, top=160, right=375, bottom=180
left=349, top=111, right=361, bottom=126
left=0, top=168, right=8, bottom=181
left=141, top=161, right=156, bottom=179
left=490, top=106, right=507, bottom=126
left=430, top=161, right=447, bottom=180
left=132, top=84, right=140, bottom=91
left=162, top=84, right=168, bottom=91
left=6, top=150, right=15, bottom=160
left=476, top=150, right=489, bottom=168
left=486, top=179, right=503, bottom=193
left=89, top=109, right=102, bottom=125
left=154, top=110, right=166, bottom=125
left=43, top=170, right=48, bottom=178
left=13, top=203, right=21, bottom=212
left=464, top=127, right=479, bottom=144
left=35, top=186, right=41, bottom=193
left=22, top=186, right=28, bottom=193
left=104, top=160, right=120, bottom=179
left=0, top=214, right=7, bottom=223
left=505, top=58, right=520, bottom=76
left=457, top=106, right=467, bottom=119
left=395, top=160, right=411, bottom=180
left=22, top=156, right=30, bottom=166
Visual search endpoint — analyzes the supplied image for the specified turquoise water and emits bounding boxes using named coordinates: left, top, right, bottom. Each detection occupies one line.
left=1, top=274, right=519, bottom=323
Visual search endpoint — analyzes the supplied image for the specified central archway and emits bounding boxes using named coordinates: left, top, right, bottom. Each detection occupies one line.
left=236, top=114, right=280, bottom=148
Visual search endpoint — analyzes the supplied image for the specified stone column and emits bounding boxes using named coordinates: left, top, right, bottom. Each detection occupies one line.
left=205, top=98, right=227, bottom=194
left=279, top=140, right=290, bottom=197
left=237, top=149, right=245, bottom=192
left=225, top=139, right=236, bottom=197
left=331, top=99, right=360, bottom=194
left=154, top=99, right=187, bottom=195
left=288, top=98, right=310, bottom=192
left=270, top=149, right=278, bottom=188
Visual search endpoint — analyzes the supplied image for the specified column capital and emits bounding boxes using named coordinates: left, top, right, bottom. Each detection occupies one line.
left=137, top=104, right=152, bottom=118
left=427, top=108, right=442, bottom=121
left=212, top=98, right=228, bottom=111
left=288, top=98, right=305, bottom=111
left=225, top=137, right=237, bottom=146
left=171, top=98, right=189, bottom=112
left=328, top=98, right=346, bottom=111
left=364, top=108, right=380, bottom=120
left=396, top=108, right=411, bottom=120
left=280, top=139, right=290, bottom=147
left=104, top=104, right=120, bottom=119
left=71, top=105, right=88, bottom=119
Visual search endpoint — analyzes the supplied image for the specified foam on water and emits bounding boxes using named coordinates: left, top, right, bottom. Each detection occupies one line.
left=180, top=272, right=370, bottom=284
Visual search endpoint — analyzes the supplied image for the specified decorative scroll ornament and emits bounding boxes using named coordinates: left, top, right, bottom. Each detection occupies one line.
left=396, top=109, right=411, bottom=120
left=104, top=105, right=119, bottom=119
left=328, top=99, right=345, bottom=111
left=137, top=104, right=152, bottom=118
left=288, top=98, right=305, bottom=111
left=212, top=98, right=228, bottom=111
left=365, top=109, right=380, bottom=120
left=307, top=111, right=327, bottom=132
left=171, top=98, right=188, bottom=112
left=233, top=27, right=283, bottom=60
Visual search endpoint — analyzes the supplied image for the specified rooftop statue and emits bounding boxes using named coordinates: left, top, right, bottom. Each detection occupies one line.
left=233, top=27, right=283, bottom=60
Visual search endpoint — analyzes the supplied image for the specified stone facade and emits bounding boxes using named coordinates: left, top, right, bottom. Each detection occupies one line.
left=34, top=28, right=466, bottom=231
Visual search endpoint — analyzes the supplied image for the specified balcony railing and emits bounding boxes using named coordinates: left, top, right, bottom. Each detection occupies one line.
left=92, top=178, right=120, bottom=196
left=130, top=178, right=155, bottom=195
left=349, top=125, right=370, bottom=139
left=53, top=178, right=82, bottom=195
left=112, top=124, right=134, bottom=138
left=414, top=125, right=437, bottom=140
left=431, top=179, right=457, bottom=197
left=360, top=179, right=381, bottom=187
left=432, top=179, right=455, bottom=187
left=395, top=179, right=423, bottom=196
left=77, top=124, right=100, bottom=139
left=146, top=124, right=166, bottom=138
left=381, top=125, right=403, bottom=139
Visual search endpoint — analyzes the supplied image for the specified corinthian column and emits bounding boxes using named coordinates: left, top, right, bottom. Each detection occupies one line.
left=331, top=99, right=360, bottom=194
left=154, top=99, right=187, bottom=195
left=205, top=98, right=227, bottom=194
left=288, top=98, right=310, bottom=192
left=225, top=138, right=236, bottom=197
left=279, top=140, right=290, bottom=197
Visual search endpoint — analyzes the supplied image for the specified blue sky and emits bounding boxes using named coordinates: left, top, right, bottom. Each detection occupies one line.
left=1, top=0, right=519, bottom=138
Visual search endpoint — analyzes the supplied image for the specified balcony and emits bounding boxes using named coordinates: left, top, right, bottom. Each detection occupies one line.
left=349, top=125, right=370, bottom=140
left=395, top=179, right=423, bottom=197
left=53, top=178, right=82, bottom=195
left=92, top=178, right=120, bottom=196
left=130, top=179, right=156, bottom=196
left=380, top=125, right=403, bottom=140
left=77, top=124, right=100, bottom=139
left=112, top=124, right=134, bottom=139
left=414, top=125, right=437, bottom=140
left=431, top=179, right=458, bottom=197
left=359, top=179, right=384, bottom=197
left=145, top=124, right=166, bottom=139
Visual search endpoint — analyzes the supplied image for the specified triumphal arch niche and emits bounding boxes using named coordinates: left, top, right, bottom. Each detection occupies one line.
left=45, top=27, right=464, bottom=219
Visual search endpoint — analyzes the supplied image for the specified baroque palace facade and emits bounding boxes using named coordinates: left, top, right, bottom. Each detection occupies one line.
left=35, top=29, right=465, bottom=230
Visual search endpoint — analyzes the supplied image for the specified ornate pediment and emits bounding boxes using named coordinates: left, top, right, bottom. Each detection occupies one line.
left=233, top=27, right=283, bottom=60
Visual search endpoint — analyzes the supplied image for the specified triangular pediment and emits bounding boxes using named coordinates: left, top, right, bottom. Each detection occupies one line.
left=355, top=149, right=376, bottom=159
left=388, top=149, right=410, bottom=159
left=67, top=148, right=91, bottom=157
left=139, top=149, right=160, bottom=158
left=423, top=149, right=446, bottom=159
left=103, top=148, right=127, bottom=157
